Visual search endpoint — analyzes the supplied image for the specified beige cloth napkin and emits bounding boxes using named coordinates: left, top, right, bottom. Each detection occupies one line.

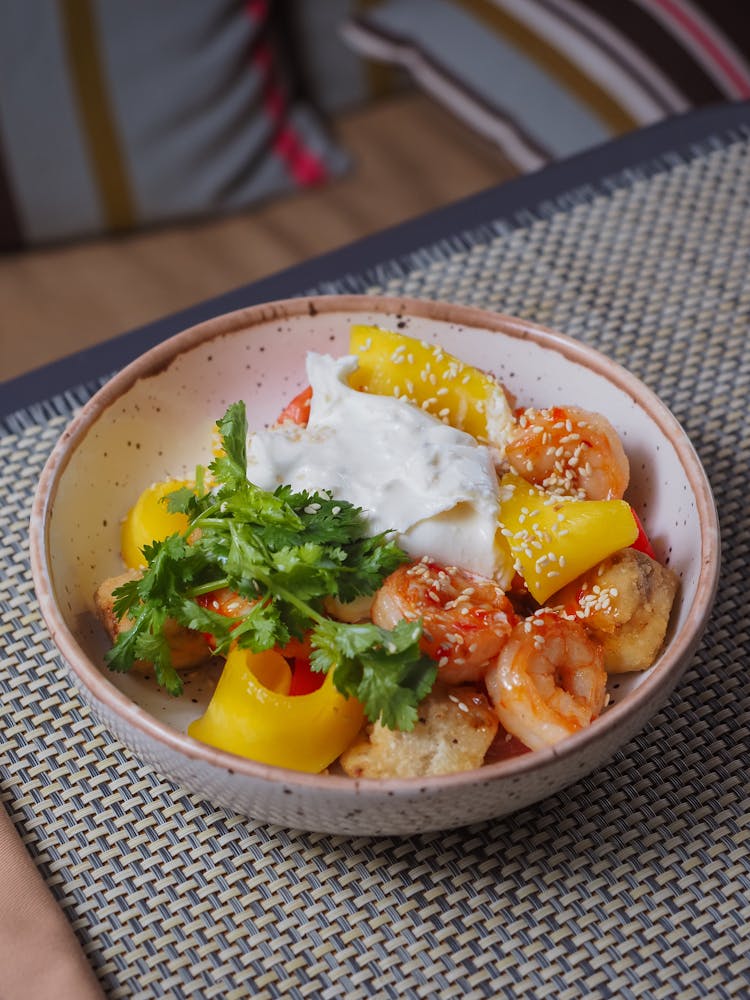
left=0, top=801, right=104, bottom=1000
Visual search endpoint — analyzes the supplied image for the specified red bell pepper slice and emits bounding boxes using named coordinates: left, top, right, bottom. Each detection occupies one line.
left=277, top=385, right=312, bottom=427
left=630, top=509, right=657, bottom=560
left=289, top=655, right=325, bottom=696
left=196, top=589, right=323, bottom=694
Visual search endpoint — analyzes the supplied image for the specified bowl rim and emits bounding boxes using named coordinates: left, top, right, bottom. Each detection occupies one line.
left=29, top=293, right=721, bottom=794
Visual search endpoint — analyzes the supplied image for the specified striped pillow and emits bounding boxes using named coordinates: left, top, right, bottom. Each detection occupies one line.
left=0, top=0, right=348, bottom=250
left=342, top=0, right=750, bottom=170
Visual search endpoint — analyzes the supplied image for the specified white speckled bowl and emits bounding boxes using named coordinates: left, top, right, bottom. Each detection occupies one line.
left=30, top=295, right=720, bottom=835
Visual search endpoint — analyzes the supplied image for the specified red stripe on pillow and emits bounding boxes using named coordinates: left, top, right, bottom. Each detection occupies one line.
left=643, top=0, right=750, bottom=97
left=245, top=0, right=268, bottom=24
left=254, top=41, right=288, bottom=120
left=249, top=32, right=328, bottom=186
left=272, top=126, right=328, bottom=186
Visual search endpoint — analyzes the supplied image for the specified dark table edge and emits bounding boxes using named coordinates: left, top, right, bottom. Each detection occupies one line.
left=3, top=99, right=748, bottom=421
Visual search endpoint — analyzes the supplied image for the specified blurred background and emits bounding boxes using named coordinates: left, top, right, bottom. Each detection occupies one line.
left=2, top=0, right=747, bottom=381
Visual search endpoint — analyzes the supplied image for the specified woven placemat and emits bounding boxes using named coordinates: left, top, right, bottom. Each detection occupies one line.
left=2, top=132, right=750, bottom=999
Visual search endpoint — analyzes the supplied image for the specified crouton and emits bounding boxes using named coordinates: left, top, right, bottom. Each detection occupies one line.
left=555, top=547, right=679, bottom=673
left=339, top=684, right=499, bottom=778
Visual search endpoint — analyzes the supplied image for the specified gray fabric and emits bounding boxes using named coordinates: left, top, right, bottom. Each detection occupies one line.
left=98, top=0, right=268, bottom=218
left=0, top=0, right=348, bottom=244
left=292, top=0, right=374, bottom=112
left=0, top=1, right=102, bottom=241
left=348, top=0, right=609, bottom=155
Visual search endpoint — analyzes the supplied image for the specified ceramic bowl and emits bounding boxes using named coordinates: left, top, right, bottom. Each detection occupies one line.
left=30, top=295, right=720, bottom=835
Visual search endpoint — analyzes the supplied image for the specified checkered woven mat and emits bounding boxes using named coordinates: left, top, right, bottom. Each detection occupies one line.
left=2, top=130, right=749, bottom=999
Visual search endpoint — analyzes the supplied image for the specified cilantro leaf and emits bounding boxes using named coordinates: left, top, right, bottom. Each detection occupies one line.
left=106, top=399, right=437, bottom=731
left=224, top=481, right=302, bottom=529
left=170, top=599, right=237, bottom=653
left=111, top=575, right=142, bottom=621
left=224, top=522, right=271, bottom=582
left=310, top=619, right=437, bottom=731
left=105, top=604, right=183, bottom=696
left=137, top=534, right=197, bottom=603
left=281, top=488, right=369, bottom=543
left=335, top=534, right=409, bottom=603
left=269, top=542, right=345, bottom=602
left=230, top=600, right=289, bottom=653
left=163, top=486, right=199, bottom=517
left=209, top=401, right=248, bottom=490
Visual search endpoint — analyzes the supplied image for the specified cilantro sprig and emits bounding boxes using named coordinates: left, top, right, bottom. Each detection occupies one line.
left=106, top=402, right=437, bottom=730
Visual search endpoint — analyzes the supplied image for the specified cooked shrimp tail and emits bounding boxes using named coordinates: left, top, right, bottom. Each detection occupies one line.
left=485, top=611, right=607, bottom=750
left=505, top=406, right=629, bottom=500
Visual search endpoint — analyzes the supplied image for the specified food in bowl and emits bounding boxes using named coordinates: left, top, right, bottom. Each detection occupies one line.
left=94, top=324, right=678, bottom=779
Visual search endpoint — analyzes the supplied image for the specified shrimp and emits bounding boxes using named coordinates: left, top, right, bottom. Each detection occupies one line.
left=485, top=611, right=607, bottom=750
left=371, top=559, right=516, bottom=684
left=505, top=406, right=629, bottom=500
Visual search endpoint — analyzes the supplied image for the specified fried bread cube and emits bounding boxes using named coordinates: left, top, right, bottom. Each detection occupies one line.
left=339, top=683, right=499, bottom=778
left=555, top=547, right=678, bottom=673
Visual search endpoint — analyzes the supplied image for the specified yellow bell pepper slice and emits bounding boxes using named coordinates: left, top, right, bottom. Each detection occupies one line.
left=121, top=479, right=191, bottom=570
left=498, top=473, right=638, bottom=604
left=348, top=325, right=514, bottom=448
left=188, top=646, right=364, bottom=773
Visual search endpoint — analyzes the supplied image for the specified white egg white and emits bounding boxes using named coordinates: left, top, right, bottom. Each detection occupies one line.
left=247, top=353, right=512, bottom=584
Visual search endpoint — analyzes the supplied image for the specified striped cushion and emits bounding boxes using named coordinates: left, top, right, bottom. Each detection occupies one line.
left=0, top=0, right=348, bottom=250
left=342, top=0, right=750, bottom=170
left=287, top=0, right=407, bottom=114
